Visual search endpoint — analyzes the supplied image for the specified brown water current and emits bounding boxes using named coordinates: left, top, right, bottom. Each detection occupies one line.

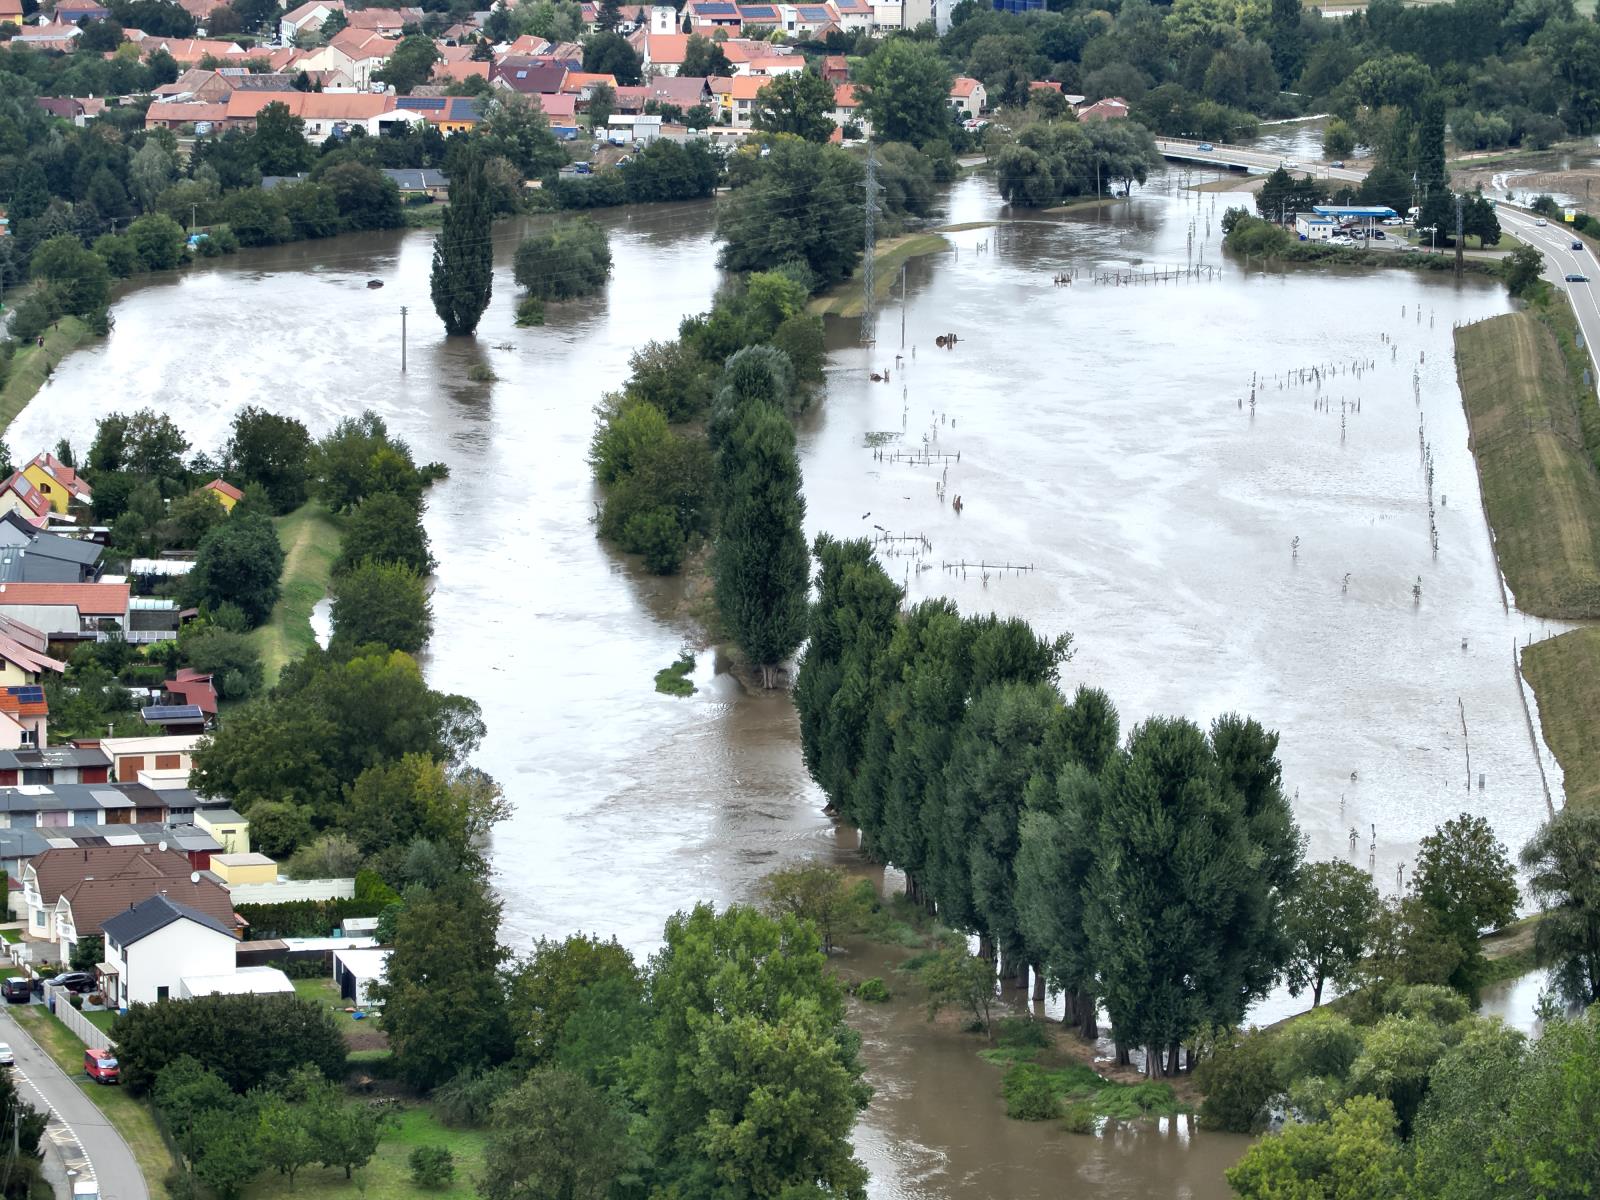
left=12, top=172, right=1566, bottom=1196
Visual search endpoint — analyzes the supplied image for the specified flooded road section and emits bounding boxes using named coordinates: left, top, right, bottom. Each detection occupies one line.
left=12, top=174, right=1562, bottom=1197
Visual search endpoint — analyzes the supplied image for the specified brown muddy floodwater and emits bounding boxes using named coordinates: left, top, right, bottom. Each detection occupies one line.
left=14, top=172, right=1564, bottom=1196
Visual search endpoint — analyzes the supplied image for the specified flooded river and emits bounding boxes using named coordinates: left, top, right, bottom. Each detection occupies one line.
left=12, top=170, right=1563, bottom=1196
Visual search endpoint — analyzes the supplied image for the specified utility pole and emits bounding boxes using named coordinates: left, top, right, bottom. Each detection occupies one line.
left=899, top=263, right=906, bottom=348
left=860, top=141, right=881, bottom=345
left=400, top=305, right=408, bottom=373
left=1454, top=191, right=1464, bottom=275
left=190, top=202, right=197, bottom=231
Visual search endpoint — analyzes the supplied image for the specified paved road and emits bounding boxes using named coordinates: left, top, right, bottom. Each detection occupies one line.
left=1495, top=205, right=1600, bottom=377
left=0, top=1008, right=148, bottom=1200
left=1153, top=137, right=1367, bottom=183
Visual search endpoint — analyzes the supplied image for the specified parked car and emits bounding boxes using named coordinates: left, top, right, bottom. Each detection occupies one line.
left=84, top=1048, right=119, bottom=1085
left=48, top=972, right=95, bottom=994
left=1372, top=230, right=1386, bottom=239
left=1330, top=235, right=1353, bottom=246
left=1197, top=142, right=1214, bottom=151
left=1573, top=240, right=1585, bottom=250
left=1329, top=160, right=1344, bottom=168
left=1564, top=273, right=1590, bottom=283
left=2, top=979, right=30, bottom=1003
left=0, top=1043, right=13, bottom=1066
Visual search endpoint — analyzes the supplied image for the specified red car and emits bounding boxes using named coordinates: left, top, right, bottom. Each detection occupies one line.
left=84, top=1049, right=119, bottom=1085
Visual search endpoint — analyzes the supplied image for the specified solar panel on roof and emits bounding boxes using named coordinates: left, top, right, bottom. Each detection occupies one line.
left=141, top=705, right=205, bottom=720
left=6, top=686, right=43, bottom=703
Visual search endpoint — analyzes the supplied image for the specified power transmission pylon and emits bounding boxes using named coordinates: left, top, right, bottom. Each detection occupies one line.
left=861, top=142, right=881, bottom=344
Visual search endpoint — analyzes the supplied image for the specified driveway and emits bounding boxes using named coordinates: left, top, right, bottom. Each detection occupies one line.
left=0, top=1008, right=148, bottom=1200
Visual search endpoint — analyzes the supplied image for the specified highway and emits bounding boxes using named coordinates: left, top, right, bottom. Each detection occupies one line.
left=0, top=1007, right=149, bottom=1200
left=1153, top=137, right=1367, bottom=184
left=1494, top=204, right=1600, bottom=378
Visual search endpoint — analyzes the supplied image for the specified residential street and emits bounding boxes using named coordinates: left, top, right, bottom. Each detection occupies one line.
left=0, top=1008, right=148, bottom=1200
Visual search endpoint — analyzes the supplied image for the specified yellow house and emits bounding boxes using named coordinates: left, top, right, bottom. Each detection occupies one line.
left=21, top=452, right=92, bottom=515
left=209, top=852, right=278, bottom=885
left=202, top=478, right=244, bottom=512
left=196, top=808, right=251, bottom=854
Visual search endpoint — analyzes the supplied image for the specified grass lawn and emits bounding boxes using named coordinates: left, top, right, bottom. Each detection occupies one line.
left=0, top=929, right=21, bottom=944
left=9, top=1005, right=179, bottom=1195
left=84, top=1009, right=116, bottom=1033
left=808, top=233, right=951, bottom=318
left=1454, top=312, right=1600, bottom=618
left=249, top=503, right=343, bottom=685
left=243, top=1106, right=487, bottom=1200
left=0, top=316, right=90, bottom=436
left=1522, top=627, right=1600, bottom=811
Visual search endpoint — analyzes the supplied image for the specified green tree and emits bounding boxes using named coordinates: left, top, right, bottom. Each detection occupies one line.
left=1227, top=1096, right=1412, bottom=1199
left=1486, top=1006, right=1600, bottom=1197
left=1502, top=243, right=1545, bottom=297
left=376, top=34, right=440, bottom=94
left=336, top=493, right=434, bottom=575
left=751, top=70, right=838, bottom=142
left=634, top=904, right=868, bottom=1198
left=717, top=138, right=864, bottom=287
left=1342, top=1013, right=1450, bottom=1136
left=1520, top=807, right=1600, bottom=1005
left=595, top=0, right=621, bottom=30
left=187, top=510, right=284, bottom=626
left=115, top=993, right=347, bottom=1095
left=582, top=30, right=642, bottom=85
left=246, top=800, right=315, bottom=858
left=1323, top=117, right=1356, bottom=159
left=480, top=1069, right=629, bottom=1200
left=714, top=402, right=808, bottom=688
left=190, top=1107, right=263, bottom=1200
left=372, top=874, right=513, bottom=1089
left=128, top=212, right=186, bottom=270
left=1412, top=1020, right=1525, bottom=1200
left=181, top=626, right=264, bottom=699
left=30, top=234, right=111, bottom=317
left=505, top=934, right=641, bottom=1067
left=308, top=1093, right=385, bottom=1180
left=320, top=161, right=404, bottom=231
left=223, top=406, right=313, bottom=513
left=1411, top=813, right=1519, bottom=996
left=252, top=100, right=314, bottom=175
left=254, top=1092, right=316, bottom=1189
left=922, top=944, right=998, bottom=1037
left=856, top=38, right=955, bottom=147
left=69, top=934, right=104, bottom=973
left=1283, top=860, right=1380, bottom=1007
left=313, top=410, right=425, bottom=512
left=343, top=754, right=459, bottom=857
left=679, top=33, right=731, bottom=78
left=329, top=559, right=432, bottom=655
left=513, top=218, right=612, bottom=301
left=757, top=863, right=861, bottom=953
left=431, top=146, right=494, bottom=336
left=1195, top=1027, right=1280, bottom=1133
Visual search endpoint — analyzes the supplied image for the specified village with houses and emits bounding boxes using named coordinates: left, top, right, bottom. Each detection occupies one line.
left=0, top=0, right=1133, bottom=168
left=0, top=447, right=384, bottom=1041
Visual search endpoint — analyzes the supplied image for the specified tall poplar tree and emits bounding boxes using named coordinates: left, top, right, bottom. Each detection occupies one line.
left=431, top=146, right=493, bottom=336
left=713, top=402, right=808, bottom=688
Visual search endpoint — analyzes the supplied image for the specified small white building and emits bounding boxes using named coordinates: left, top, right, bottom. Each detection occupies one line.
left=333, top=947, right=390, bottom=1008
left=1295, top=213, right=1334, bottom=241
left=101, top=893, right=237, bottom=1007
left=180, top=965, right=294, bottom=999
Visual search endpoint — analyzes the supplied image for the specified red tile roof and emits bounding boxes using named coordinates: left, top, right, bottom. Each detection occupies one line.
left=0, top=582, right=130, bottom=616
left=166, top=670, right=219, bottom=715
left=203, top=478, right=244, bottom=502
left=0, top=687, right=47, bottom=718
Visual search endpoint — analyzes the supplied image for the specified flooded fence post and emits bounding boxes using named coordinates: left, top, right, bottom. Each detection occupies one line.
left=1458, top=697, right=1471, bottom=794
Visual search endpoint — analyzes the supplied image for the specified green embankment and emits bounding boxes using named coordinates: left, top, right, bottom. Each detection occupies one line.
left=808, top=233, right=950, bottom=318
left=1522, top=628, right=1600, bottom=812
left=250, top=503, right=344, bottom=685
left=1454, top=312, right=1600, bottom=618
left=0, top=316, right=91, bottom=435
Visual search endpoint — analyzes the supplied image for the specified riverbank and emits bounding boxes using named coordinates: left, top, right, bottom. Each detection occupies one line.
left=251, top=503, right=343, bottom=685
left=1453, top=310, right=1600, bottom=618
left=1521, top=628, right=1600, bottom=810
left=808, top=232, right=950, bottom=318
left=0, top=316, right=91, bottom=436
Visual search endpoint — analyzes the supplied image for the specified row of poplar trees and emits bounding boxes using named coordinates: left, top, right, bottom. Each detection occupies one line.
left=794, top=536, right=1306, bottom=1077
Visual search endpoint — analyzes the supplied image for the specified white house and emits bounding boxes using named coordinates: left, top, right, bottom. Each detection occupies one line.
left=333, top=947, right=390, bottom=1008
left=101, top=893, right=238, bottom=1007
left=278, top=0, right=344, bottom=43
left=948, top=76, right=986, bottom=118
left=868, top=0, right=902, bottom=29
